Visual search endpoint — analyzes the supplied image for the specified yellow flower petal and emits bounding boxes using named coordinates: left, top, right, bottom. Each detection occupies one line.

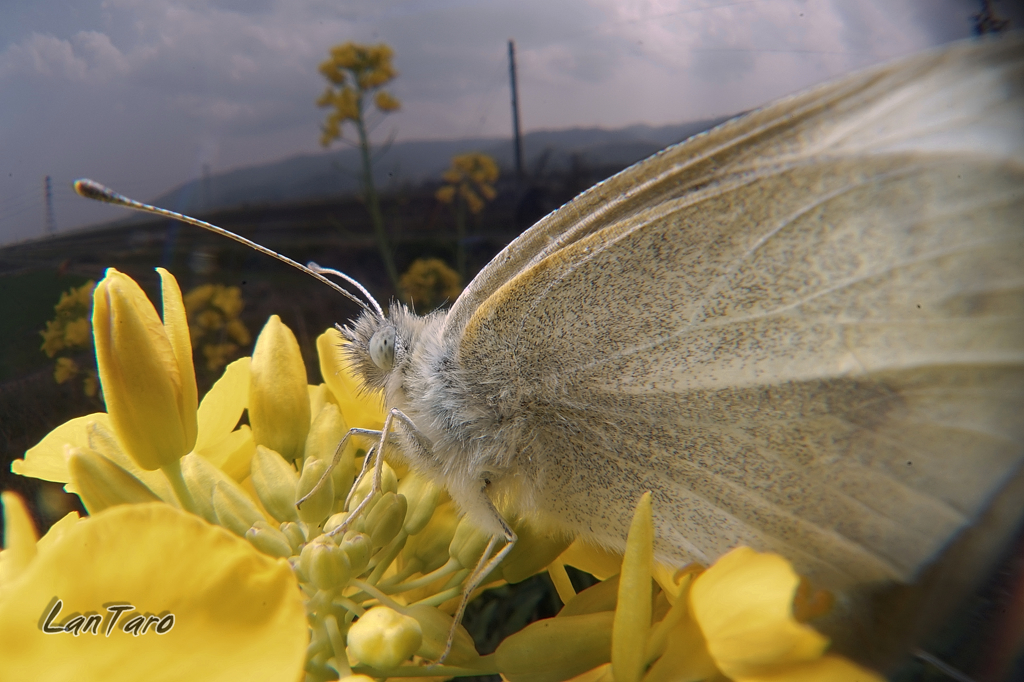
left=193, top=356, right=250, bottom=453
left=560, top=539, right=624, bottom=581
left=0, top=493, right=38, bottom=591
left=495, top=611, right=615, bottom=682
left=12, top=413, right=110, bottom=484
left=198, top=425, right=256, bottom=482
left=690, top=547, right=829, bottom=680
left=66, top=446, right=162, bottom=513
left=739, top=654, right=884, bottom=682
left=612, top=492, right=654, bottom=682
left=249, top=316, right=310, bottom=462
left=317, top=328, right=386, bottom=430
left=0, top=503, right=307, bottom=682
left=93, top=269, right=192, bottom=470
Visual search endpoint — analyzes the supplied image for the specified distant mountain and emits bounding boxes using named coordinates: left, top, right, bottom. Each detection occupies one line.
left=150, top=117, right=732, bottom=216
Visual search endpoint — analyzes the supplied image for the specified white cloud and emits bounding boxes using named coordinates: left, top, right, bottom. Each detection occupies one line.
left=0, top=30, right=128, bottom=81
left=0, top=0, right=996, bottom=245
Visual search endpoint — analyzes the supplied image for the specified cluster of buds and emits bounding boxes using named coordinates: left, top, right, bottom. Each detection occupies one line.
left=316, top=42, right=400, bottom=148
left=39, top=279, right=99, bottom=397
left=398, top=258, right=463, bottom=312
left=6, top=267, right=882, bottom=682
left=182, top=283, right=251, bottom=372
left=435, top=152, right=500, bottom=215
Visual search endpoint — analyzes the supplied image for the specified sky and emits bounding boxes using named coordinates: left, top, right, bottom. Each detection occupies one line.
left=0, top=0, right=1017, bottom=246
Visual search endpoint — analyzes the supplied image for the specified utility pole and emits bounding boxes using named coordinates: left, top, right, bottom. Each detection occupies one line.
left=508, top=39, right=524, bottom=184
left=44, top=175, right=56, bottom=235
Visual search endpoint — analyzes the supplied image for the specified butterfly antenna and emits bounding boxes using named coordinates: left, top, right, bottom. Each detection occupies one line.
left=74, top=179, right=376, bottom=315
left=306, top=263, right=384, bottom=319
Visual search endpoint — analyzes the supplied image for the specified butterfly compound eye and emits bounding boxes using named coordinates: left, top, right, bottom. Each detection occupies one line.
left=369, top=326, right=396, bottom=371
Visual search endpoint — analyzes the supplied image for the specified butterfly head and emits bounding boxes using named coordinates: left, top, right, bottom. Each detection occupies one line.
left=340, top=302, right=445, bottom=397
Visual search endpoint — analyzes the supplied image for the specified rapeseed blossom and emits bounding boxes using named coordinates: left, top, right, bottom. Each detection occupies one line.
left=4, top=268, right=882, bottom=682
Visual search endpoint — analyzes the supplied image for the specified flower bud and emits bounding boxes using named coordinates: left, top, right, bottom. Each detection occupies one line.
left=66, top=446, right=161, bottom=514
left=280, top=521, right=306, bottom=553
left=301, top=537, right=353, bottom=591
left=338, top=531, right=372, bottom=575
left=347, top=606, right=423, bottom=670
left=92, top=268, right=197, bottom=470
left=397, top=471, right=440, bottom=536
left=249, top=316, right=310, bottom=462
left=401, top=501, right=460, bottom=575
left=364, top=492, right=408, bottom=549
left=296, top=457, right=335, bottom=528
left=403, top=604, right=480, bottom=667
left=349, top=460, right=398, bottom=508
left=251, top=445, right=299, bottom=523
left=305, top=403, right=355, bottom=498
left=449, top=516, right=492, bottom=570
left=323, top=512, right=350, bottom=537
left=212, top=480, right=265, bottom=537
left=613, top=492, right=654, bottom=682
left=495, top=612, right=614, bottom=682
left=245, top=521, right=294, bottom=559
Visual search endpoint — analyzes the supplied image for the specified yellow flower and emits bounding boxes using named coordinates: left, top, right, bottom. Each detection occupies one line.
left=62, top=316, right=92, bottom=347
left=52, top=357, right=79, bottom=384
left=317, top=42, right=398, bottom=147
left=374, top=91, right=401, bottom=112
left=92, top=268, right=198, bottom=471
left=0, top=496, right=307, bottom=682
left=437, top=153, right=499, bottom=215
left=399, top=258, right=463, bottom=312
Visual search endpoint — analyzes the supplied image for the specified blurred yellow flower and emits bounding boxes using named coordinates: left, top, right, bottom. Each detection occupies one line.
left=374, top=91, right=401, bottom=112
left=183, top=283, right=251, bottom=373
left=39, top=280, right=98, bottom=397
left=317, top=41, right=400, bottom=147
left=52, top=357, right=79, bottom=384
left=436, top=153, right=500, bottom=278
left=436, top=153, right=499, bottom=215
left=400, top=258, right=462, bottom=312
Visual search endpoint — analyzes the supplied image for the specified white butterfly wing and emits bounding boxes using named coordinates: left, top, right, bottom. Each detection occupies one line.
left=452, top=36, right=1024, bottom=590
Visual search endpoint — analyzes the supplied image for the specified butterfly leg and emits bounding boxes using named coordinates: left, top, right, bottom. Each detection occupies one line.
left=296, top=427, right=383, bottom=512
left=329, top=409, right=434, bottom=538
left=438, top=489, right=518, bottom=664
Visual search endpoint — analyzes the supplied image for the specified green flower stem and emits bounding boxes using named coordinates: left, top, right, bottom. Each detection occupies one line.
left=377, top=559, right=421, bottom=587
left=442, top=567, right=471, bottom=592
left=160, top=459, right=197, bottom=515
left=380, top=557, right=462, bottom=594
left=413, top=585, right=463, bottom=608
left=366, top=532, right=408, bottom=584
left=349, top=578, right=406, bottom=612
left=332, top=595, right=366, bottom=618
left=323, top=615, right=351, bottom=677
left=353, top=662, right=500, bottom=678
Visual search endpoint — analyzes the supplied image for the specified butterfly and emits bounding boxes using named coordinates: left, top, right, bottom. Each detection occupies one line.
left=77, top=34, right=1023, bottom=667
